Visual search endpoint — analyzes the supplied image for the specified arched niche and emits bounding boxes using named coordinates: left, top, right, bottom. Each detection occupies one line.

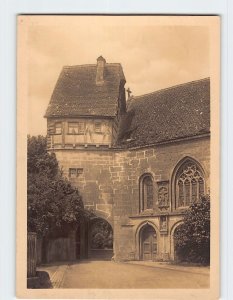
left=170, top=221, right=184, bottom=261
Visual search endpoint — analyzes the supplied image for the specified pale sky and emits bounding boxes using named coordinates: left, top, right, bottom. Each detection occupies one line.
left=26, top=16, right=210, bottom=136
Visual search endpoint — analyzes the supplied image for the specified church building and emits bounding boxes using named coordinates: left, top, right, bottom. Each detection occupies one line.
left=44, top=56, right=210, bottom=262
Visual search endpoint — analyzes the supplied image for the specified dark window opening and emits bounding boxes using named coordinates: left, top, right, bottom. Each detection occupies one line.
left=140, top=174, right=154, bottom=211
left=69, top=168, right=83, bottom=178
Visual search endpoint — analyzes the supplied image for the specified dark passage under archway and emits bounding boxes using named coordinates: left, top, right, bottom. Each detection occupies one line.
left=90, top=218, right=113, bottom=249
left=75, top=217, right=113, bottom=261
left=89, top=218, right=113, bottom=260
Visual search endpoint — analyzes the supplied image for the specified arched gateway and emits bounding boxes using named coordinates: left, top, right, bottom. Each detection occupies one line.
left=75, top=217, right=113, bottom=261
left=89, top=218, right=113, bottom=260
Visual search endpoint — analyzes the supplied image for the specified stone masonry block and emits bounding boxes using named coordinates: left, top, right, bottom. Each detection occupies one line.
left=127, top=152, right=137, bottom=158
left=139, top=158, right=148, bottom=169
left=145, top=149, right=154, bottom=157
left=129, top=159, right=139, bottom=168
left=136, top=151, right=145, bottom=159
left=110, top=166, right=122, bottom=172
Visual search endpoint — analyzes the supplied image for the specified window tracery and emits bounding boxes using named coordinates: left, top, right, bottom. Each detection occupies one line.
left=176, top=161, right=205, bottom=208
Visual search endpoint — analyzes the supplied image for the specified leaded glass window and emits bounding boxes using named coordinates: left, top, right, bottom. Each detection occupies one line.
left=176, top=161, right=205, bottom=208
left=143, top=176, right=153, bottom=210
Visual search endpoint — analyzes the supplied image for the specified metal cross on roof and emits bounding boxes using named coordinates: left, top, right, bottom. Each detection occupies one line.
left=126, top=87, right=132, bottom=99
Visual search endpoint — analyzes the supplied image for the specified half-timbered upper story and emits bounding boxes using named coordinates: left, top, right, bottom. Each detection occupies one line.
left=45, top=56, right=126, bottom=149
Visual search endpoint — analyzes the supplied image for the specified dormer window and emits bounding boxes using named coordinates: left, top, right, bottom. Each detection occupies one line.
left=95, top=122, right=102, bottom=133
left=55, top=123, right=62, bottom=134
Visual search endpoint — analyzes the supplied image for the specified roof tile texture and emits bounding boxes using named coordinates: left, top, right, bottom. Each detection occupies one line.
left=45, top=63, right=125, bottom=117
left=116, top=78, right=210, bottom=147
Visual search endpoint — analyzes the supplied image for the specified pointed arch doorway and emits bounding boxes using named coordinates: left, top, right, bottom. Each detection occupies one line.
left=140, top=224, right=157, bottom=261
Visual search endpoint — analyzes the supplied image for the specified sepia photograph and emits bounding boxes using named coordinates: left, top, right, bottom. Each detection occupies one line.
left=17, top=15, right=220, bottom=299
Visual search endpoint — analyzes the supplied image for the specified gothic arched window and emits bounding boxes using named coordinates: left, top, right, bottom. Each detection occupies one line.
left=140, top=174, right=154, bottom=212
left=175, top=160, right=205, bottom=208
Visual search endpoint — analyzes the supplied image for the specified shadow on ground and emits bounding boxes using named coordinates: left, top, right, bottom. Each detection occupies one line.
left=27, top=271, right=52, bottom=289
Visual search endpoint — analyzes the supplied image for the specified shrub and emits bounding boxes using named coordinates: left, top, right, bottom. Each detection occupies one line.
left=174, top=195, right=210, bottom=265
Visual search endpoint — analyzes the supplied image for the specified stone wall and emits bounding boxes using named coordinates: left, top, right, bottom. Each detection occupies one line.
left=55, top=149, right=114, bottom=226
left=112, top=136, right=210, bottom=261
left=52, top=135, right=210, bottom=261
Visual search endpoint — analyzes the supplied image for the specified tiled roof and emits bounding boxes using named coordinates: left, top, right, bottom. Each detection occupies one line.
left=116, top=78, right=210, bottom=148
left=45, top=63, right=126, bottom=117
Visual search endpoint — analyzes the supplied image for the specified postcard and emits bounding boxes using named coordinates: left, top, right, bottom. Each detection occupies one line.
left=17, top=15, right=220, bottom=299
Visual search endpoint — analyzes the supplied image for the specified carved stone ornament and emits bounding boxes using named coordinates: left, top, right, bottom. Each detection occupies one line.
left=157, top=181, right=169, bottom=210
left=160, top=216, right=168, bottom=234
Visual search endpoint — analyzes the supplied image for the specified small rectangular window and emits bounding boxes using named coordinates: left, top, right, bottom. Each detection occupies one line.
left=55, top=123, right=62, bottom=134
left=68, top=123, right=78, bottom=134
left=95, top=122, right=102, bottom=133
left=78, top=122, right=85, bottom=134
left=68, top=122, right=85, bottom=134
left=69, top=168, right=83, bottom=178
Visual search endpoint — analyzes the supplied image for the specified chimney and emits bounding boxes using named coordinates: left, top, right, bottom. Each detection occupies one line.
left=96, top=56, right=106, bottom=85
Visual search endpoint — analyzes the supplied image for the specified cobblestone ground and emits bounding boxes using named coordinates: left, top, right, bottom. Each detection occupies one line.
left=39, top=260, right=210, bottom=289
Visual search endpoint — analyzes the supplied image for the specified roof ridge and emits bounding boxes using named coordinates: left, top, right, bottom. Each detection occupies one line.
left=63, top=64, right=95, bottom=69
left=133, top=77, right=210, bottom=100
left=63, top=63, right=122, bottom=69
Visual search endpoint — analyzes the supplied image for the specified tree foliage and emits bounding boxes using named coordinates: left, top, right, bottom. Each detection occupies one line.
left=91, top=219, right=113, bottom=249
left=27, top=135, right=86, bottom=238
left=174, top=195, right=210, bottom=265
